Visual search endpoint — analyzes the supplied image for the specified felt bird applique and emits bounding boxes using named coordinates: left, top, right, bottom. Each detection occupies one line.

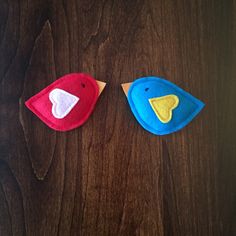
left=25, top=73, right=106, bottom=131
left=121, top=76, right=205, bottom=135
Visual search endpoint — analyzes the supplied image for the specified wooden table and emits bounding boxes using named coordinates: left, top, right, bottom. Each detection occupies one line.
left=0, top=0, right=235, bottom=235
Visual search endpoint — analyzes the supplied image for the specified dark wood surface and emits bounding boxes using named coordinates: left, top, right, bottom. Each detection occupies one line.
left=0, top=0, right=236, bottom=235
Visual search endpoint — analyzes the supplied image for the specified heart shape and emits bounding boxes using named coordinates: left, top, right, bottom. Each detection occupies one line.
left=149, top=94, right=179, bottom=123
left=49, top=88, right=79, bottom=119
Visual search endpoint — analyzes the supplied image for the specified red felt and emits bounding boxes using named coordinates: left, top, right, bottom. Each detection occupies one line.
left=25, top=73, right=99, bottom=131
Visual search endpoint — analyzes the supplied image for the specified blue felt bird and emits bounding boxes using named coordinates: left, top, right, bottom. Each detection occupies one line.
left=122, top=76, right=205, bottom=135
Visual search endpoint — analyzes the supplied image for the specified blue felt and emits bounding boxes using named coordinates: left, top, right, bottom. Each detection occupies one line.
left=127, top=76, right=205, bottom=135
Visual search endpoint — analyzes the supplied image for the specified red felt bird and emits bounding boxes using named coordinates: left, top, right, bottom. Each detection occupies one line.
left=25, top=73, right=106, bottom=131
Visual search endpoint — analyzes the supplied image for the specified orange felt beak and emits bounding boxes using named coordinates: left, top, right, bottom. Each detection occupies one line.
left=121, top=82, right=132, bottom=97
left=96, top=80, right=106, bottom=96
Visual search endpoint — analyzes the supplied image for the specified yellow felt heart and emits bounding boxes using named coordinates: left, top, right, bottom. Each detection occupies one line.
left=149, top=94, right=179, bottom=123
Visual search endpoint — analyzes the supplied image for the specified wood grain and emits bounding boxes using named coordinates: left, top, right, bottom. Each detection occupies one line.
left=0, top=0, right=236, bottom=235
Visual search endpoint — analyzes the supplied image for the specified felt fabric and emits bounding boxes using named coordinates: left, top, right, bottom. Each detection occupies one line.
left=149, top=94, right=179, bottom=123
left=125, top=76, right=205, bottom=135
left=49, top=88, right=80, bottom=119
left=25, top=73, right=102, bottom=131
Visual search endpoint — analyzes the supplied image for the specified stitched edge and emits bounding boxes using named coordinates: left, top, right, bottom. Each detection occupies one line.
left=128, top=77, right=205, bottom=135
left=25, top=73, right=99, bottom=131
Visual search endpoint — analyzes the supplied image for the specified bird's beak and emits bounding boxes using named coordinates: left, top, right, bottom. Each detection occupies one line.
left=96, top=80, right=106, bottom=96
left=121, top=82, right=132, bottom=97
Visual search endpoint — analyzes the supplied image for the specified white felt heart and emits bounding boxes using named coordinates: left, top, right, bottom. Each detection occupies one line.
left=49, top=88, right=79, bottom=119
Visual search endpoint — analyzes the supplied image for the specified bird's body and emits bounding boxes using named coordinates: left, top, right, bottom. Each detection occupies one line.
left=122, top=76, right=204, bottom=135
left=25, top=73, right=106, bottom=131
